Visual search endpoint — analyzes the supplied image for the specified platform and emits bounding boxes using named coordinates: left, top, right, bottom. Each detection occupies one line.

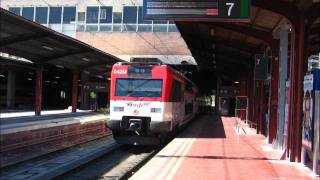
left=130, top=115, right=315, bottom=180
left=0, top=110, right=111, bottom=167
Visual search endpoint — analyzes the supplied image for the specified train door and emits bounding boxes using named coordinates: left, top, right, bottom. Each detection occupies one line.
left=171, top=79, right=184, bottom=127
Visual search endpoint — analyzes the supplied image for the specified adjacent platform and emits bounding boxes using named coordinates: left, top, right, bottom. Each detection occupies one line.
left=130, top=115, right=314, bottom=179
left=0, top=110, right=111, bottom=167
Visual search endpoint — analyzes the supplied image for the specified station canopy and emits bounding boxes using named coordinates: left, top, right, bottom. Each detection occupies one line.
left=0, top=8, right=122, bottom=75
left=163, top=0, right=319, bottom=82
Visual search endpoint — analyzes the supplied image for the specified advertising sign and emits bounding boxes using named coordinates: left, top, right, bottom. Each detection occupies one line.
left=143, top=0, right=250, bottom=21
left=302, top=74, right=314, bottom=150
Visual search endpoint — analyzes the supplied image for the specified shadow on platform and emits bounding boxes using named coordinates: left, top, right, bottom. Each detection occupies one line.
left=180, top=115, right=226, bottom=139
left=155, top=154, right=278, bottom=161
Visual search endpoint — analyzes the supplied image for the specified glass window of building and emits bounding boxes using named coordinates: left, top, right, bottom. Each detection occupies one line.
left=168, top=24, right=178, bottom=32
left=123, top=6, right=137, bottom=31
left=168, top=21, right=178, bottom=32
left=153, top=20, right=168, bottom=32
left=113, top=12, right=122, bottom=23
left=113, top=12, right=122, bottom=31
left=138, top=7, right=151, bottom=24
left=63, top=7, right=76, bottom=24
left=123, top=7, right=137, bottom=23
left=35, top=7, right=48, bottom=24
left=153, top=20, right=167, bottom=24
left=78, top=12, right=85, bottom=22
left=86, top=7, right=99, bottom=23
left=9, top=7, right=20, bottom=15
left=22, top=7, right=34, bottom=21
left=138, top=7, right=152, bottom=31
left=49, top=7, right=62, bottom=24
left=100, top=7, right=112, bottom=23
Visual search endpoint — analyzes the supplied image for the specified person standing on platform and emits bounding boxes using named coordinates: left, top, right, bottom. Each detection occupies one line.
left=90, top=91, right=97, bottom=111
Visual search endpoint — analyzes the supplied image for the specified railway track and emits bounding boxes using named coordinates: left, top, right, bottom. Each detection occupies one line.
left=0, top=135, right=161, bottom=180
left=57, top=145, right=158, bottom=180
left=0, top=120, right=110, bottom=168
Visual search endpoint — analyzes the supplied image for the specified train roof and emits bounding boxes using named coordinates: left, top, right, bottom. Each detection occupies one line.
left=113, top=61, right=198, bottom=90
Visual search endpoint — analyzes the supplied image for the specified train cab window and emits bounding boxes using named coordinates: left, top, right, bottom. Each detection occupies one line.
left=115, top=78, right=162, bottom=98
left=170, top=79, right=182, bottom=102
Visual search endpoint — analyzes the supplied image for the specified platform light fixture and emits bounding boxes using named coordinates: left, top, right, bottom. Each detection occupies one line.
left=82, top=57, right=90, bottom=62
left=27, top=78, right=32, bottom=81
left=55, top=76, right=60, bottom=79
left=56, top=65, right=64, bottom=68
left=42, top=46, right=54, bottom=51
left=234, top=81, right=240, bottom=84
left=0, top=74, right=5, bottom=78
left=83, top=70, right=90, bottom=74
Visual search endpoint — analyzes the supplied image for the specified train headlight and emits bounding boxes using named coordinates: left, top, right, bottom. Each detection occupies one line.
left=150, top=108, right=161, bottom=113
left=114, top=106, right=124, bottom=112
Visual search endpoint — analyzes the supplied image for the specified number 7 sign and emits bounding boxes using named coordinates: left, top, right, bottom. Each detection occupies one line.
left=219, top=0, right=240, bottom=18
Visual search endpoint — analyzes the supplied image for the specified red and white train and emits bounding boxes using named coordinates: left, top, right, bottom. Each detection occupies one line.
left=107, top=62, right=198, bottom=145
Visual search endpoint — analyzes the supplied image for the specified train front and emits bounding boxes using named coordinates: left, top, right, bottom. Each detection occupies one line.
left=107, top=63, right=170, bottom=145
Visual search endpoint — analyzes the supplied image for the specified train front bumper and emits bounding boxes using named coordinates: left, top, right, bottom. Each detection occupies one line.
left=106, top=119, right=172, bottom=133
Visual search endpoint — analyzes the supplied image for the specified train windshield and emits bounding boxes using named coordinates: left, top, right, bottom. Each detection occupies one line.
left=115, top=78, right=162, bottom=98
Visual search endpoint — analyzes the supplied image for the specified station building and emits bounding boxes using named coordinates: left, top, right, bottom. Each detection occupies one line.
left=0, top=0, right=194, bottom=111
left=0, top=0, right=193, bottom=63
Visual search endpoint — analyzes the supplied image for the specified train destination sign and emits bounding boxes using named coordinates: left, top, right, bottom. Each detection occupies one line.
left=143, top=0, right=250, bottom=21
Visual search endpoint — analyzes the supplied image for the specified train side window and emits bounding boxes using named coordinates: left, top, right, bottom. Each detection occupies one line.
left=170, top=79, right=182, bottom=102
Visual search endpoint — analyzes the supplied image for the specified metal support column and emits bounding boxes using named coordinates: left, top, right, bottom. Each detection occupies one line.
left=313, top=88, right=320, bottom=175
left=35, top=65, right=43, bottom=116
left=269, top=55, right=279, bottom=144
left=216, top=76, right=221, bottom=114
left=253, top=80, right=259, bottom=131
left=278, top=30, right=289, bottom=149
left=80, top=71, right=89, bottom=109
left=248, top=69, right=254, bottom=124
left=287, top=31, right=296, bottom=160
left=6, top=70, right=16, bottom=109
left=293, top=13, right=305, bottom=162
left=72, top=71, right=79, bottom=113
left=258, top=81, right=265, bottom=134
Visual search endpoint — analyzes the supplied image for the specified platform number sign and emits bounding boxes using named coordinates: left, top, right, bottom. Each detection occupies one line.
left=143, top=0, right=250, bottom=21
left=219, top=0, right=240, bottom=18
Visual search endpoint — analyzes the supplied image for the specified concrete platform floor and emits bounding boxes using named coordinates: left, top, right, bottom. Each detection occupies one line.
left=131, top=115, right=316, bottom=180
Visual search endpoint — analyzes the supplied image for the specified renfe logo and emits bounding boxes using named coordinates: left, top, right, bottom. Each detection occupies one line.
left=127, top=102, right=150, bottom=108
left=113, top=69, right=127, bottom=74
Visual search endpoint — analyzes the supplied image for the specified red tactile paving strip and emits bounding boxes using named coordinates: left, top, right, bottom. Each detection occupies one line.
left=131, top=115, right=316, bottom=180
